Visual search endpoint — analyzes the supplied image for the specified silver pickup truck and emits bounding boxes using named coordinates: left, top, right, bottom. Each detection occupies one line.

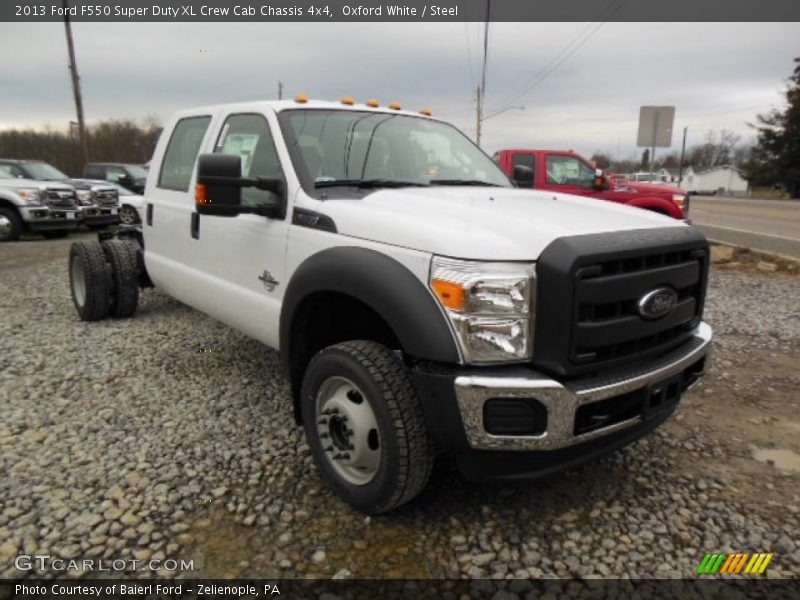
left=0, top=176, right=79, bottom=241
left=0, top=159, right=119, bottom=230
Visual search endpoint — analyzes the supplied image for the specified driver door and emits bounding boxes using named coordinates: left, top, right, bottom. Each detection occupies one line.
left=540, top=154, right=597, bottom=198
left=191, top=110, right=290, bottom=348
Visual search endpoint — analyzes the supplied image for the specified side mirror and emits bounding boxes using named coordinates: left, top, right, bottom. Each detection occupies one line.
left=195, top=153, right=284, bottom=218
left=511, top=164, right=534, bottom=188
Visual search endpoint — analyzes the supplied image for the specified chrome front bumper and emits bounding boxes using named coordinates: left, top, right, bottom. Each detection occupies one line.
left=454, top=322, right=712, bottom=451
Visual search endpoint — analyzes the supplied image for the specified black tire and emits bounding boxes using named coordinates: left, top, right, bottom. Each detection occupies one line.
left=0, top=206, right=23, bottom=242
left=101, top=239, right=139, bottom=318
left=69, top=241, right=112, bottom=321
left=41, top=230, right=70, bottom=239
left=119, top=204, right=140, bottom=225
left=301, top=340, right=434, bottom=514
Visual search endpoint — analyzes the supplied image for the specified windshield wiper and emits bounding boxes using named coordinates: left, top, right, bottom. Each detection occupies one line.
left=314, top=179, right=429, bottom=189
left=429, top=179, right=502, bottom=187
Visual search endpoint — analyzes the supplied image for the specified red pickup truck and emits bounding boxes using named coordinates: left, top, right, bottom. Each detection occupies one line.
left=492, top=149, right=688, bottom=220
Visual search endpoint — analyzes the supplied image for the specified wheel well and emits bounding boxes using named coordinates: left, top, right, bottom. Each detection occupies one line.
left=0, top=198, right=21, bottom=214
left=287, top=291, right=402, bottom=423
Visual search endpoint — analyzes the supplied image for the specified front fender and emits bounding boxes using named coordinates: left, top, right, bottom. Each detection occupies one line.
left=625, top=196, right=684, bottom=219
left=280, top=246, right=460, bottom=373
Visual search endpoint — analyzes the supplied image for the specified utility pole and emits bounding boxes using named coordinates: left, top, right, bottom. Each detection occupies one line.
left=475, top=86, right=482, bottom=147
left=677, top=126, right=688, bottom=186
left=277, top=81, right=283, bottom=100
left=62, top=0, right=88, bottom=165
left=476, top=0, right=491, bottom=147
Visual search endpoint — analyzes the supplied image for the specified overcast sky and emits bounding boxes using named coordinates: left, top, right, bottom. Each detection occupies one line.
left=2, top=21, right=798, bottom=158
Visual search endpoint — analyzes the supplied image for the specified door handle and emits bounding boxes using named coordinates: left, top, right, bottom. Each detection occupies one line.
left=190, top=212, right=200, bottom=239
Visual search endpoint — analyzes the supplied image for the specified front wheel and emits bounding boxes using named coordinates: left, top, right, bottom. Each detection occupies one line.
left=119, top=204, right=140, bottom=225
left=0, top=207, right=22, bottom=242
left=301, top=340, right=434, bottom=514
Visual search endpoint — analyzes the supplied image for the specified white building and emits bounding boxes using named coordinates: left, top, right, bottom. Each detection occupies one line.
left=679, top=166, right=749, bottom=196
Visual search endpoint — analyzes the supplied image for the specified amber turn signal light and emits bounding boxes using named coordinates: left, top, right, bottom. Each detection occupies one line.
left=431, top=278, right=464, bottom=311
left=195, top=183, right=208, bottom=204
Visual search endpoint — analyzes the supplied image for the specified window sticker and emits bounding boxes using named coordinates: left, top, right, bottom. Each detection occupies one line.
left=221, top=133, right=260, bottom=175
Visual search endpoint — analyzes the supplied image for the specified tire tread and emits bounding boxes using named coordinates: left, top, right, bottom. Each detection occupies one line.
left=69, top=241, right=112, bottom=321
left=102, top=239, right=139, bottom=318
left=319, top=340, right=434, bottom=513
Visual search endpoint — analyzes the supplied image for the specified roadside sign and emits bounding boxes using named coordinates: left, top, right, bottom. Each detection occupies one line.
left=637, top=106, right=675, bottom=148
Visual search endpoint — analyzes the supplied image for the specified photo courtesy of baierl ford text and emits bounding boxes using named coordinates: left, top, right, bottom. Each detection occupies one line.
left=1, top=1, right=799, bottom=598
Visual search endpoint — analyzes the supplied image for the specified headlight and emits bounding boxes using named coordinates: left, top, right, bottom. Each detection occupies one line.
left=76, top=190, right=94, bottom=205
left=15, top=188, right=43, bottom=205
left=672, top=194, right=687, bottom=209
left=430, top=257, right=535, bottom=363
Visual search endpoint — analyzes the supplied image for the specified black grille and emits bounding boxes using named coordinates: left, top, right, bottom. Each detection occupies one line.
left=45, top=189, right=77, bottom=208
left=534, top=227, right=709, bottom=377
left=94, top=189, right=118, bottom=206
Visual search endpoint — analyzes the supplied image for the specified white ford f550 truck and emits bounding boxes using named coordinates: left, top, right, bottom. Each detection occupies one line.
left=68, top=97, right=712, bottom=513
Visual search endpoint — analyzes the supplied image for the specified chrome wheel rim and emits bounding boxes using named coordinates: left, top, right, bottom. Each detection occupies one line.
left=70, top=257, right=86, bottom=307
left=0, top=215, right=11, bottom=240
left=119, top=205, right=137, bottom=225
left=315, top=376, right=381, bottom=486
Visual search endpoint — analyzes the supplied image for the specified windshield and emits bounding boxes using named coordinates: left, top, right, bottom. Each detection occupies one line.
left=124, top=165, right=148, bottom=178
left=280, top=109, right=511, bottom=191
left=24, top=162, right=69, bottom=180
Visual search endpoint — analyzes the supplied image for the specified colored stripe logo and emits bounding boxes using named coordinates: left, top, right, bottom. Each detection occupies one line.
left=696, top=552, right=773, bottom=574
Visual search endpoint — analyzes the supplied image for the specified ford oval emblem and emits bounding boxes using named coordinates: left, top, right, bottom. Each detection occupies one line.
left=637, top=287, right=678, bottom=320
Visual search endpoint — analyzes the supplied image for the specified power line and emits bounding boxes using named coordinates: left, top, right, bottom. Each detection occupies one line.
left=485, top=0, right=629, bottom=115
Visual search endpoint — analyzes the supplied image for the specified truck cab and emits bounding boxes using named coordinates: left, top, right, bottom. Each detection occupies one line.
left=83, top=162, right=148, bottom=195
left=493, top=149, right=689, bottom=220
left=68, top=97, right=712, bottom=513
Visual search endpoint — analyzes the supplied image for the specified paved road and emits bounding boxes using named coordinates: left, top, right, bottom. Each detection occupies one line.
left=689, top=195, right=800, bottom=259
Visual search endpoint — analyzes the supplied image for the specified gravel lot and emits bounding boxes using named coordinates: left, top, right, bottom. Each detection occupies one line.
left=1, top=235, right=798, bottom=583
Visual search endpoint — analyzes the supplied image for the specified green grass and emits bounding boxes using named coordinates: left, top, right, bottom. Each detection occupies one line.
left=751, top=187, right=791, bottom=200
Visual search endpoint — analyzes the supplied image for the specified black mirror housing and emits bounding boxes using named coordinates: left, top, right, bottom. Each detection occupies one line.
left=195, top=154, right=285, bottom=218
left=512, top=164, right=534, bottom=188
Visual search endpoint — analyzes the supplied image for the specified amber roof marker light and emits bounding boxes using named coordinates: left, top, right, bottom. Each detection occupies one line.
left=366, top=98, right=380, bottom=107
left=295, top=93, right=309, bottom=103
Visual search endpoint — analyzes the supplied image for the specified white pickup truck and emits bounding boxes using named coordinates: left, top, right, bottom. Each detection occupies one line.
left=68, top=97, right=712, bottom=513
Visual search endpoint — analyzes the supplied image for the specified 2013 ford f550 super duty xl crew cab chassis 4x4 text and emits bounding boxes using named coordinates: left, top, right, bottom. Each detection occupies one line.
left=67, top=97, right=712, bottom=513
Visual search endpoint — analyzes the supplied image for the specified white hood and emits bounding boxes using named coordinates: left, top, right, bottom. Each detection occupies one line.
left=314, top=187, right=685, bottom=260
left=0, top=177, right=73, bottom=190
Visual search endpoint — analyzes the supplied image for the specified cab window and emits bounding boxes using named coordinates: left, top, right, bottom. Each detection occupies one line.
left=158, top=116, right=211, bottom=191
left=106, top=165, right=127, bottom=183
left=0, top=163, right=25, bottom=178
left=545, top=154, right=595, bottom=188
left=214, top=113, right=282, bottom=208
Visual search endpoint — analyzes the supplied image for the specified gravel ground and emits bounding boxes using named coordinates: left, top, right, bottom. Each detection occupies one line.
left=1, top=236, right=798, bottom=583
